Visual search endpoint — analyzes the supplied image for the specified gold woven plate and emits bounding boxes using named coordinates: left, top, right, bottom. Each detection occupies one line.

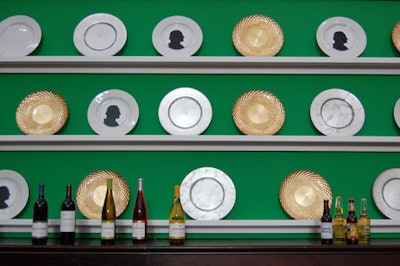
left=16, top=90, right=68, bottom=135
left=76, top=170, right=130, bottom=220
left=232, top=90, right=285, bottom=135
left=392, top=21, right=400, bottom=52
left=279, top=170, right=332, bottom=220
left=232, top=14, right=284, bottom=56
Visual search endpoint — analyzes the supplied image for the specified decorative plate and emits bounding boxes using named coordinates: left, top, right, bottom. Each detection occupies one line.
left=87, top=89, right=139, bottom=136
left=158, top=87, right=212, bottom=135
left=279, top=170, right=332, bottom=220
left=373, top=168, right=400, bottom=220
left=0, top=15, right=42, bottom=56
left=310, top=88, right=365, bottom=136
left=0, top=170, right=29, bottom=219
left=392, top=21, right=400, bottom=52
left=73, top=13, right=127, bottom=56
left=152, top=15, right=203, bottom=57
left=394, top=98, right=400, bottom=128
left=232, top=90, right=285, bottom=135
left=76, top=169, right=130, bottom=220
left=232, top=14, right=284, bottom=56
left=180, top=167, right=236, bottom=220
left=16, top=90, right=69, bottom=135
left=316, top=16, right=367, bottom=58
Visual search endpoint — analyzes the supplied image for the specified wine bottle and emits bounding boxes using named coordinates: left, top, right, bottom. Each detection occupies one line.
left=132, top=178, right=148, bottom=243
left=320, top=199, right=333, bottom=244
left=358, top=198, right=371, bottom=245
left=60, top=184, right=76, bottom=245
left=32, top=184, right=48, bottom=245
left=333, top=196, right=346, bottom=245
left=101, top=178, right=116, bottom=245
left=168, top=185, right=185, bottom=245
left=346, top=198, right=358, bottom=245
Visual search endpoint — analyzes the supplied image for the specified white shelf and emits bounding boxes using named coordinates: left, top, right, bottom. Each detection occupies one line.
left=1, top=56, right=400, bottom=74
left=0, top=219, right=399, bottom=234
left=0, top=135, right=399, bottom=152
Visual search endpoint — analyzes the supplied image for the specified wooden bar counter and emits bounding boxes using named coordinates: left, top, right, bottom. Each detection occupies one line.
left=1, top=238, right=400, bottom=266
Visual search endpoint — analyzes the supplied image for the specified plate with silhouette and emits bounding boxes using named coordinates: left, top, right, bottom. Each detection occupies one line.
left=0, top=15, right=42, bottom=56
left=180, top=167, right=236, bottom=221
left=0, top=170, right=29, bottom=219
left=152, top=15, right=203, bottom=57
left=73, top=13, right=127, bottom=56
left=87, top=89, right=139, bottom=135
left=316, top=16, right=367, bottom=58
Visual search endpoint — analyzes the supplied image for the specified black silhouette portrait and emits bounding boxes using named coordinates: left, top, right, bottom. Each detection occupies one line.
left=168, top=30, right=184, bottom=50
left=333, top=31, right=348, bottom=51
left=104, top=105, right=121, bottom=127
left=0, top=186, right=10, bottom=209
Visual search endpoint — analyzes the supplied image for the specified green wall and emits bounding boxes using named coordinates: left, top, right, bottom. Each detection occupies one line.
left=1, top=0, right=400, bottom=236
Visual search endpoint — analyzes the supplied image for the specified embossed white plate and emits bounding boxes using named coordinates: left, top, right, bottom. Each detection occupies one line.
left=310, top=88, right=365, bottom=136
left=0, top=170, right=29, bottom=219
left=373, top=168, right=400, bottom=220
left=0, top=15, right=41, bottom=56
left=393, top=98, right=400, bottom=128
left=73, top=13, right=127, bottom=56
left=180, top=167, right=236, bottom=221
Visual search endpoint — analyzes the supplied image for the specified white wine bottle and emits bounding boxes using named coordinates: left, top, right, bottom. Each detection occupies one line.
left=132, top=178, right=147, bottom=243
left=60, top=184, right=76, bottom=245
left=101, top=178, right=116, bottom=245
left=168, top=185, right=185, bottom=245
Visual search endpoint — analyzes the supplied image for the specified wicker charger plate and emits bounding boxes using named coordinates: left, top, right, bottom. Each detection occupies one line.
left=232, top=90, right=285, bottom=135
left=16, top=90, right=68, bottom=135
left=232, top=14, right=284, bottom=56
left=76, top=170, right=130, bottom=220
left=392, top=21, right=400, bottom=52
left=279, top=170, right=332, bottom=220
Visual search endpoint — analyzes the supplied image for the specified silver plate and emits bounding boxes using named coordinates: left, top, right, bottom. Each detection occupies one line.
left=393, top=98, right=400, bottom=128
left=373, top=168, right=400, bottom=220
left=310, top=88, right=365, bottom=136
left=0, top=169, right=29, bottom=219
left=180, top=167, right=236, bottom=221
left=158, top=87, right=212, bottom=135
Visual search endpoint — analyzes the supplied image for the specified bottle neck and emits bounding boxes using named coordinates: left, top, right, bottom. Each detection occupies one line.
left=323, top=200, right=330, bottom=215
left=335, top=197, right=343, bottom=215
left=66, top=184, right=72, bottom=198
left=360, top=199, right=368, bottom=215
left=38, top=184, right=45, bottom=198
left=138, top=178, right=143, bottom=192
left=173, top=185, right=180, bottom=199
left=348, top=199, right=355, bottom=214
left=107, top=179, right=113, bottom=191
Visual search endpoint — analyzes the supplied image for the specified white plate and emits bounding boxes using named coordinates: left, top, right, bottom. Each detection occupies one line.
left=373, top=168, right=400, bottom=220
left=87, top=89, right=139, bottom=135
left=0, top=15, right=41, bottom=56
left=152, top=15, right=203, bottom=57
left=316, top=16, right=367, bottom=58
left=0, top=170, right=29, bottom=219
left=310, top=88, right=365, bottom=136
left=393, top=98, right=400, bottom=128
left=158, top=87, right=212, bottom=135
left=73, top=13, right=127, bottom=56
left=180, top=167, right=236, bottom=221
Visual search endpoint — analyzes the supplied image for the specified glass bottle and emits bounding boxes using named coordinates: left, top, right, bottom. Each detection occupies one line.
left=132, top=178, right=148, bottom=243
left=320, top=199, right=333, bottom=244
left=101, top=178, right=116, bottom=245
left=60, top=184, right=76, bottom=245
left=169, top=185, right=185, bottom=245
left=358, top=198, right=371, bottom=245
left=333, top=196, right=346, bottom=245
left=32, top=184, right=48, bottom=245
left=346, top=198, right=358, bottom=245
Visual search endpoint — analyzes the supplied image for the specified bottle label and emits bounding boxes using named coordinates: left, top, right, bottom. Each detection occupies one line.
left=346, top=223, right=358, bottom=240
left=320, top=222, right=333, bottom=239
left=101, top=221, right=115, bottom=239
left=359, top=224, right=371, bottom=239
left=333, top=222, right=346, bottom=239
left=169, top=222, right=185, bottom=239
left=132, top=221, right=146, bottom=239
left=32, top=221, right=48, bottom=238
left=60, top=210, right=76, bottom=232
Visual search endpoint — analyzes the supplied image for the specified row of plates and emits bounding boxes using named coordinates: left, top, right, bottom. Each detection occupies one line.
left=13, top=87, right=400, bottom=137
left=1, top=14, right=400, bottom=57
left=2, top=167, right=400, bottom=221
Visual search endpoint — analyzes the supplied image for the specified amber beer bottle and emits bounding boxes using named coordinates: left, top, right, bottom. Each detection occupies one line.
left=346, top=198, right=358, bottom=244
left=169, top=185, right=185, bottom=245
left=320, top=199, right=333, bottom=244
left=333, top=196, right=346, bottom=245
left=358, top=198, right=371, bottom=244
left=101, top=178, right=116, bottom=245
left=132, top=178, right=148, bottom=243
